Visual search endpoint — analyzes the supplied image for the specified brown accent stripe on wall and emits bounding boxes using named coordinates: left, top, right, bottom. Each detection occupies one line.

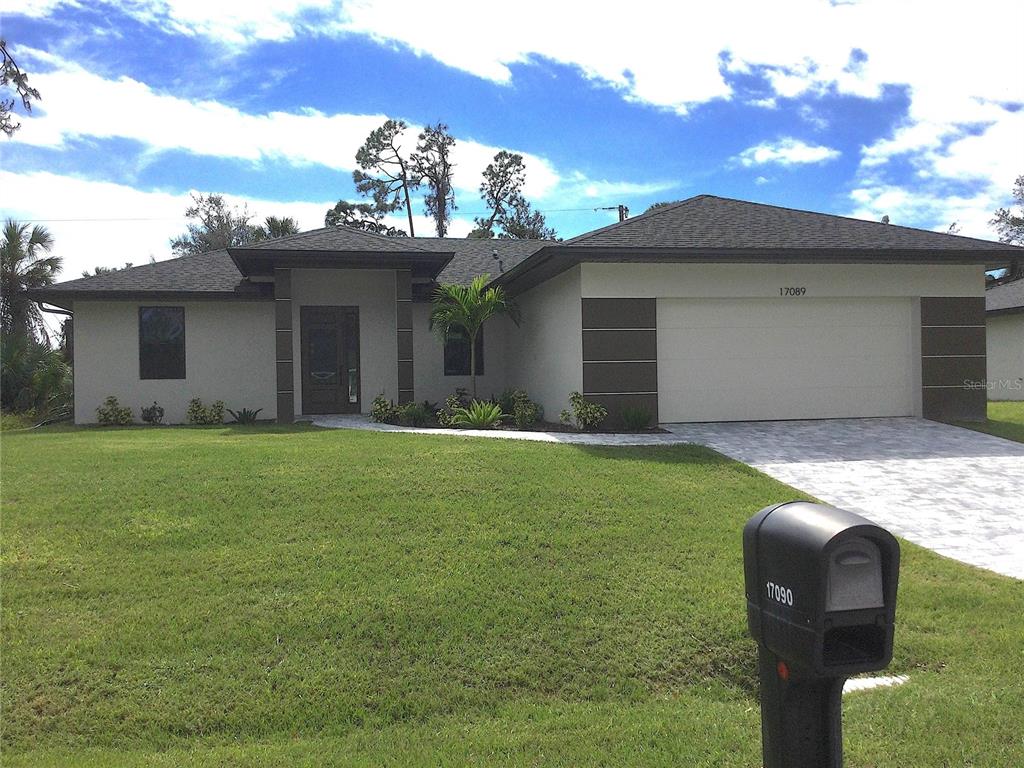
left=396, top=270, right=414, bottom=405
left=274, top=268, right=294, bottom=424
left=582, top=298, right=658, bottom=428
left=920, top=296, right=986, bottom=422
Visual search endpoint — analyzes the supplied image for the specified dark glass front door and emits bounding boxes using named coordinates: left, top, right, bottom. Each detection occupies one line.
left=300, top=306, right=360, bottom=414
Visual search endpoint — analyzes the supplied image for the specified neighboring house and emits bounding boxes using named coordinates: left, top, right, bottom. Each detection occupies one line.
left=985, top=276, right=1024, bottom=401
left=31, top=195, right=1024, bottom=426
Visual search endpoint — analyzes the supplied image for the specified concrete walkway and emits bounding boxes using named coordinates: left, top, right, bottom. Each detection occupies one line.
left=665, top=418, right=1024, bottom=580
left=310, top=413, right=690, bottom=446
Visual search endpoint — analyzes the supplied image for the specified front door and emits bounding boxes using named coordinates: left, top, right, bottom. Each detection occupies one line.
left=300, top=306, right=360, bottom=414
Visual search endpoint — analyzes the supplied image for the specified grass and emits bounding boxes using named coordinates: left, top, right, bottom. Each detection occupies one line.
left=955, top=400, right=1024, bottom=443
left=2, top=426, right=1022, bottom=766
left=0, top=412, right=36, bottom=432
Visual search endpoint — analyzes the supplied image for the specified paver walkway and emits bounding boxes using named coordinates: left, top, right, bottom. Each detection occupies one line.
left=664, top=418, right=1024, bottom=579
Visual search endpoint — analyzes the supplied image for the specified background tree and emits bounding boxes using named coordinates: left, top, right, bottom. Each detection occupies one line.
left=412, top=123, right=456, bottom=236
left=353, top=119, right=419, bottom=236
left=252, top=215, right=300, bottom=242
left=430, top=275, right=519, bottom=398
left=990, top=175, right=1024, bottom=279
left=644, top=200, right=681, bottom=213
left=469, top=151, right=526, bottom=237
left=170, top=193, right=257, bottom=255
left=1, top=39, right=41, bottom=137
left=83, top=262, right=133, bottom=277
left=324, top=200, right=407, bottom=236
left=498, top=196, right=557, bottom=240
left=1, top=219, right=60, bottom=343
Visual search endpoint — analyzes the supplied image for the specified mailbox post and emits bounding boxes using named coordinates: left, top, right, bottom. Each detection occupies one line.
left=743, top=501, right=900, bottom=768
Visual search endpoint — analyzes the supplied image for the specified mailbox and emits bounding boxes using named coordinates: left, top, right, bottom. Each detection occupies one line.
left=743, top=501, right=900, bottom=767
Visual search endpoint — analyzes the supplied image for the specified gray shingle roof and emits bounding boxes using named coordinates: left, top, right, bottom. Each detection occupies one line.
left=566, top=194, right=1019, bottom=251
left=33, top=232, right=550, bottom=304
left=986, top=277, right=1024, bottom=313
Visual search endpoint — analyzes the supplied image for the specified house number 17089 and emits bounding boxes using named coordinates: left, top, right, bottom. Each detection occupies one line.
left=779, top=287, right=807, bottom=296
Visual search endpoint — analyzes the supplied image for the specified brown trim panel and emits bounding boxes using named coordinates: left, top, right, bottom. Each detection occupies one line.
left=920, top=296, right=986, bottom=422
left=274, top=268, right=293, bottom=424
left=581, top=298, right=658, bottom=428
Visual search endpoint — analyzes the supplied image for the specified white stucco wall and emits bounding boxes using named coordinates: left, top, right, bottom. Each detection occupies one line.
left=72, top=300, right=276, bottom=424
left=986, top=313, right=1024, bottom=400
left=506, top=265, right=583, bottom=421
left=290, top=269, right=397, bottom=414
left=412, top=303, right=511, bottom=405
left=580, top=263, right=986, bottom=298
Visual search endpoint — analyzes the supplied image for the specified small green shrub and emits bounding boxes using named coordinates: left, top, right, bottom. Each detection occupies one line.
left=187, top=398, right=224, bottom=425
left=451, top=400, right=505, bottom=429
left=559, top=409, right=573, bottom=425
left=510, top=390, right=542, bottom=429
left=397, top=401, right=431, bottom=427
left=566, top=391, right=607, bottom=431
left=370, top=394, right=397, bottom=423
left=621, top=406, right=653, bottom=431
left=140, top=402, right=164, bottom=425
left=436, top=388, right=471, bottom=427
left=96, top=396, right=133, bottom=425
left=227, top=407, right=263, bottom=425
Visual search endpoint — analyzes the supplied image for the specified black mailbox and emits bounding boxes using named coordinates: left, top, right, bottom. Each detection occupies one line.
left=743, top=501, right=900, bottom=767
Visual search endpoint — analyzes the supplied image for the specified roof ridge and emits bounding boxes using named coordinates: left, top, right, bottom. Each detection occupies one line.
left=564, top=195, right=707, bottom=246
left=694, top=194, right=1013, bottom=247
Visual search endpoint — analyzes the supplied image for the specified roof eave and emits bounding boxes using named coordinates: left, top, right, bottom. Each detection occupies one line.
left=491, top=246, right=1018, bottom=295
left=227, top=247, right=454, bottom=279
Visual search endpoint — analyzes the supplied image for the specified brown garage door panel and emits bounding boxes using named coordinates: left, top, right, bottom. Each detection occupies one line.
left=922, top=356, right=986, bottom=387
left=921, top=325, right=986, bottom=357
left=582, top=298, right=656, bottom=329
left=585, top=393, right=659, bottom=428
left=920, top=296, right=985, bottom=326
left=584, top=361, right=658, bottom=394
left=583, top=329, right=657, bottom=361
left=922, top=387, right=986, bottom=421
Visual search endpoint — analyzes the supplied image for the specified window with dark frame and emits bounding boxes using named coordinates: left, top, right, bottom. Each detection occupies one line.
left=443, top=326, right=484, bottom=376
left=139, top=306, right=185, bottom=380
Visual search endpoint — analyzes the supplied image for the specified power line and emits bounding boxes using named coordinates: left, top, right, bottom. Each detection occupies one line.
left=20, top=206, right=624, bottom=223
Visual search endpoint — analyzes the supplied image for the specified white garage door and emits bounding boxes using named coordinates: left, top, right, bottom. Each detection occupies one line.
left=658, top=298, right=915, bottom=422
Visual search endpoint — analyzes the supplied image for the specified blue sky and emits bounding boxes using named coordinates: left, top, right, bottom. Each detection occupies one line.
left=1, top=0, right=1022, bottom=278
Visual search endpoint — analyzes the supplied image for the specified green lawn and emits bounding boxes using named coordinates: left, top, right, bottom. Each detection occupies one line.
left=2, top=426, right=1022, bottom=766
left=956, top=401, right=1024, bottom=443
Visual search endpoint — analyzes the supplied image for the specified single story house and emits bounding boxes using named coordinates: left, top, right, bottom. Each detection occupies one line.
left=985, top=276, right=1024, bottom=401
left=32, top=195, right=1023, bottom=426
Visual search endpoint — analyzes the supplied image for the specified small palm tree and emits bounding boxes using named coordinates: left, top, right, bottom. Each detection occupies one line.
left=430, top=274, right=519, bottom=398
left=1, top=219, right=60, bottom=343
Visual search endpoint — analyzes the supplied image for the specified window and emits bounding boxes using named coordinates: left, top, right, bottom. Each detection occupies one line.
left=139, top=306, right=185, bottom=379
left=443, top=326, right=484, bottom=376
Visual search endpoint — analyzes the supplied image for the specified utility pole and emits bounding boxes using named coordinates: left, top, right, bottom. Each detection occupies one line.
left=594, top=205, right=630, bottom=222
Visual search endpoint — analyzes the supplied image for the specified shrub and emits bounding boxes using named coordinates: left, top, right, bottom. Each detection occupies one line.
left=451, top=400, right=505, bottom=429
left=96, top=396, right=133, bottom=425
left=436, top=388, right=471, bottom=427
left=187, top=397, right=225, bottom=425
left=397, top=401, right=431, bottom=427
left=621, top=406, right=653, bottom=431
left=370, top=394, right=398, bottom=423
left=559, top=409, right=573, bottom=425
left=510, top=390, right=542, bottom=429
left=227, top=407, right=263, bottom=425
left=566, top=391, right=607, bottom=431
left=140, top=402, right=165, bottom=425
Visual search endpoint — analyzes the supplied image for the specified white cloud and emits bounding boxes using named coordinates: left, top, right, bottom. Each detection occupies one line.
left=847, top=183, right=999, bottom=239
left=736, top=138, right=840, bottom=167
left=0, top=170, right=481, bottom=280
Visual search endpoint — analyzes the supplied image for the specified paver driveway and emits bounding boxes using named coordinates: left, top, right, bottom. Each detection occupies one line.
left=664, top=418, right=1024, bottom=579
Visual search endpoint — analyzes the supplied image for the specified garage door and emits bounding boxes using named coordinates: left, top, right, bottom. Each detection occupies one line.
left=658, top=298, right=915, bottom=422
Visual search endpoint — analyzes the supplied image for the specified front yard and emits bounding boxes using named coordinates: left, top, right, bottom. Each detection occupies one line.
left=957, top=400, right=1024, bottom=443
left=1, top=426, right=1022, bottom=766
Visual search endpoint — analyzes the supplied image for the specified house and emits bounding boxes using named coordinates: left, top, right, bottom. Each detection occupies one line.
left=31, top=195, right=1023, bottom=426
left=985, top=276, right=1024, bottom=401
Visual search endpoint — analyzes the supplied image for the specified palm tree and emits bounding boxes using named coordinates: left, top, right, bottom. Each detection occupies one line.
left=430, top=275, right=519, bottom=398
left=1, top=219, right=60, bottom=343
left=254, top=216, right=300, bottom=241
